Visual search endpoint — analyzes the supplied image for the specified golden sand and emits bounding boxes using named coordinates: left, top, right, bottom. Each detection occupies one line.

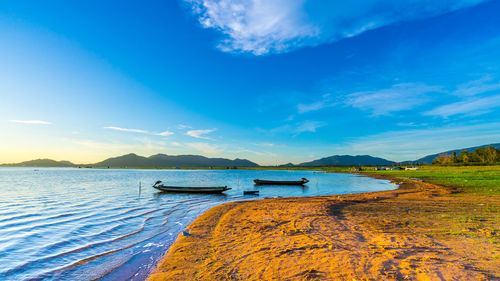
left=148, top=176, right=499, bottom=280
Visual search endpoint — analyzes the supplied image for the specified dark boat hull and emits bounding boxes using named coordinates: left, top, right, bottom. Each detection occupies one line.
left=243, top=190, right=259, bottom=195
left=253, top=179, right=309, bottom=186
left=154, top=185, right=231, bottom=193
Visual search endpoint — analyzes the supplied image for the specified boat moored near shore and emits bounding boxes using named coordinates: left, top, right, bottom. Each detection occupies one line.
left=253, top=178, right=309, bottom=186
left=153, top=180, right=231, bottom=193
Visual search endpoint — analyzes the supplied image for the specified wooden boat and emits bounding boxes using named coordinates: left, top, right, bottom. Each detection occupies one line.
left=153, top=181, right=231, bottom=193
left=243, top=190, right=259, bottom=195
left=253, top=178, right=309, bottom=186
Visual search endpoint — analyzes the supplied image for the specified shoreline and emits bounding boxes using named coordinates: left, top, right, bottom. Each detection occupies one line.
left=147, top=174, right=499, bottom=280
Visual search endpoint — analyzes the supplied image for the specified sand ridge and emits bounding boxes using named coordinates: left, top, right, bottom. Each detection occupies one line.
left=148, top=177, right=499, bottom=281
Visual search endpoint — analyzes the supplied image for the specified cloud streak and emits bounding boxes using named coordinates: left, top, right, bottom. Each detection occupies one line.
left=156, top=131, right=174, bottom=136
left=104, top=126, right=174, bottom=137
left=9, top=120, right=51, bottom=125
left=345, top=83, right=442, bottom=116
left=185, top=0, right=486, bottom=55
left=294, top=120, right=326, bottom=134
left=186, top=129, right=217, bottom=139
left=297, top=93, right=336, bottom=113
left=104, top=126, right=149, bottom=134
left=424, top=95, right=500, bottom=118
left=452, top=76, right=500, bottom=96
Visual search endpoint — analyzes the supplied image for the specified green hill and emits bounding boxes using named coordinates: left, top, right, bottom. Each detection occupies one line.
left=93, top=153, right=259, bottom=167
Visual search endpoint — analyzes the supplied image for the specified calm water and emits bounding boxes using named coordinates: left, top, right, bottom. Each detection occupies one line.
left=0, top=168, right=395, bottom=281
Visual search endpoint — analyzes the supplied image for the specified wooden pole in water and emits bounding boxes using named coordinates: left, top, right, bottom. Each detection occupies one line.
left=139, top=181, right=142, bottom=197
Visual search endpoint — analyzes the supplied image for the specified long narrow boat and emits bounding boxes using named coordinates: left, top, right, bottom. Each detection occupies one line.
left=153, top=181, right=231, bottom=193
left=253, top=178, right=309, bottom=186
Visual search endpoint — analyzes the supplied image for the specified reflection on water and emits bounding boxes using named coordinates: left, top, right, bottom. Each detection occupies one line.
left=0, top=168, right=395, bottom=281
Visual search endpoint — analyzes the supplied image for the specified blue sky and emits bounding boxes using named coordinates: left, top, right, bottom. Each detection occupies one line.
left=1, top=0, right=499, bottom=165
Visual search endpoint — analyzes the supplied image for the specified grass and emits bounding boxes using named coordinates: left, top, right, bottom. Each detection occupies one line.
left=358, top=165, right=500, bottom=195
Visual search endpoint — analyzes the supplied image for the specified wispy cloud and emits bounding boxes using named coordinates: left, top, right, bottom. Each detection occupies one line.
left=452, top=76, right=500, bottom=96
left=253, top=142, right=277, bottom=147
left=397, top=122, right=428, bottom=127
left=156, top=131, right=174, bottom=137
left=104, top=126, right=148, bottom=134
left=9, top=120, right=51, bottom=125
left=185, top=0, right=486, bottom=55
left=177, top=124, right=192, bottom=130
left=345, top=83, right=442, bottom=116
left=424, top=95, right=500, bottom=118
left=187, top=142, right=221, bottom=154
left=297, top=93, right=336, bottom=113
left=294, top=120, right=326, bottom=134
left=186, top=129, right=217, bottom=139
left=104, top=126, right=174, bottom=137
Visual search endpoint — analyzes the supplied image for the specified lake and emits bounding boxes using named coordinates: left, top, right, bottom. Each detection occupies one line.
left=0, top=168, right=395, bottom=280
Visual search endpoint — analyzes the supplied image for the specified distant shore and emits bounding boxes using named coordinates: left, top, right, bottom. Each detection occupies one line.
left=147, top=172, right=499, bottom=280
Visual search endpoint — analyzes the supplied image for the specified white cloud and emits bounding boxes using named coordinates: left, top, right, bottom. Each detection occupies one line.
left=187, top=142, right=221, bottom=154
left=156, top=131, right=174, bottom=137
left=345, top=83, right=442, bottom=116
left=104, top=126, right=148, bottom=134
left=294, top=120, right=326, bottom=134
left=254, top=142, right=276, bottom=147
left=186, top=129, right=217, bottom=139
left=185, top=0, right=486, bottom=55
left=104, top=126, right=174, bottom=137
left=177, top=124, right=192, bottom=130
left=452, top=76, right=500, bottom=96
left=397, top=122, right=427, bottom=127
left=424, top=95, right=500, bottom=118
left=9, top=120, right=51, bottom=125
left=297, top=93, right=336, bottom=113
left=186, top=0, right=316, bottom=55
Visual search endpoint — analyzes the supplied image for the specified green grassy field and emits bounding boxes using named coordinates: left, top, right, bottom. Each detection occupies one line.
left=357, top=166, right=500, bottom=195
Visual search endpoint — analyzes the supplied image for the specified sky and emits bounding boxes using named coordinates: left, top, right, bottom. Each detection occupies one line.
left=1, top=0, right=499, bottom=165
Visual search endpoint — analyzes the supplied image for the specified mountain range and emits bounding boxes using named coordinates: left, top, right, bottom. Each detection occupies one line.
left=298, top=155, right=394, bottom=166
left=93, top=153, right=259, bottom=167
left=0, top=153, right=258, bottom=168
left=1, top=159, right=76, bottom=167
left=2, top=143, right=498, bottom=167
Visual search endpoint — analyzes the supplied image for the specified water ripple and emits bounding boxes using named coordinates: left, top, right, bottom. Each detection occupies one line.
left=0, top=167, right=395, bottom=281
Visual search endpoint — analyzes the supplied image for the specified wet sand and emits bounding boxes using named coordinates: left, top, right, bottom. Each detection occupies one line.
left=148, top=176, right=499, bottom=280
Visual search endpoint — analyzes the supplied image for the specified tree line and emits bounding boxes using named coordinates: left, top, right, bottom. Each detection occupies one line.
left=433, top=146, right=500, bottom=164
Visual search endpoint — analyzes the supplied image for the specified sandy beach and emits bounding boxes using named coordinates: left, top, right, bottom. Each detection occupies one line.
left=148, top=175, right=499, bottom=280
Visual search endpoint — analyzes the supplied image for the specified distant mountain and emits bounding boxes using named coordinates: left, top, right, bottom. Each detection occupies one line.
left=93, top=153, right=152, bottom=167
left=1, top=158, right=75, bottom=167
left=93, top=153, right=259, bottom=167
left=411, top=143, right=500, bottom=164
left=298, top=155, right=395, bottom=166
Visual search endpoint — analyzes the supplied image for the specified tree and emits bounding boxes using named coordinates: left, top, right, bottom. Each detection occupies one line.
left=432, top=146, right=500, bottom=165
left=459, top=150, right=469, bottom=163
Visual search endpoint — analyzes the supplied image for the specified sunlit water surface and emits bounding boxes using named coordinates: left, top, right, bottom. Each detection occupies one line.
left=0, top=168, right=396, bottom=280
